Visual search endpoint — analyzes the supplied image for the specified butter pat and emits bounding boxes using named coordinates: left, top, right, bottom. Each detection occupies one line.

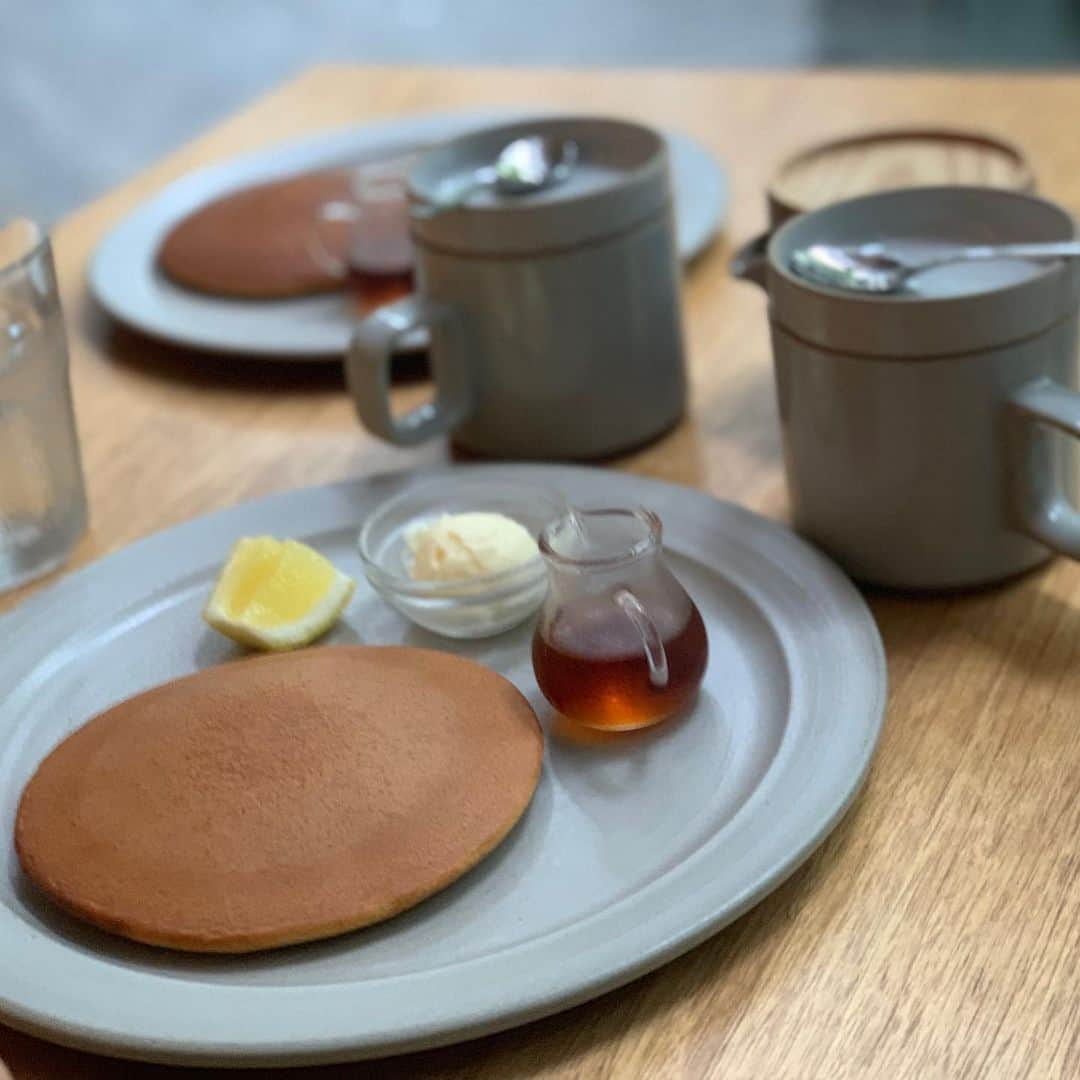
left=406, top=512, right=537, bottom=582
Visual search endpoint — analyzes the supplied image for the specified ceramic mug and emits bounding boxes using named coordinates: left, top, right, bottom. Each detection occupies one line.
left=734, top=186, right=1080, bottom=589
left=344, top=117, right=687, bottom=461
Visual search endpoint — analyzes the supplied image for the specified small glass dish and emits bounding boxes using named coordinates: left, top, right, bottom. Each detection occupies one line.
left=357, top=476, right=564, bottom=639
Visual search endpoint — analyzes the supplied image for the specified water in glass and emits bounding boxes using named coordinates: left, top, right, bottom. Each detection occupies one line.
left=0, top=221, right=87, bottom=592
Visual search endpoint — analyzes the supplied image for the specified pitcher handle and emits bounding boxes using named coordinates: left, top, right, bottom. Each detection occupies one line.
left=1005, top=376, right=1080, bottom=557
left=308, top=200, right=356, bottom=278
left=614, top=588, right=669, bottom=689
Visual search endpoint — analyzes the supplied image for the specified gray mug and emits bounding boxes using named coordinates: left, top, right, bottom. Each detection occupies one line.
left=345, top=117, right=687, bottom=460
left=734, top=186, right=1080, bottom=590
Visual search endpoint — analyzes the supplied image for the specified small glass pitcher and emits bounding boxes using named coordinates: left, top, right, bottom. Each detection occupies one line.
left=309, top=153, right=420, bottom=316
left=532, top=508, right=708, bottom=731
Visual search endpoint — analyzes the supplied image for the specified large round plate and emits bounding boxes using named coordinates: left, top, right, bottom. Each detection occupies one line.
left=0, top=465, right=885, bottom=1066
left=89, top=111, right=728, bottom=359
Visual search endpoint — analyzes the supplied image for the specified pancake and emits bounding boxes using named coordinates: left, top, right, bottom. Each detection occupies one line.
left=15, top=646, right=543, bottom=953
left=157, top=169, right=352, bottom=298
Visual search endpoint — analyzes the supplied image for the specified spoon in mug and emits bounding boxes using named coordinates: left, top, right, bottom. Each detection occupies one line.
left=790, top=240, right=1080, bottom=294
left=413, top=135, right=579, bottom=219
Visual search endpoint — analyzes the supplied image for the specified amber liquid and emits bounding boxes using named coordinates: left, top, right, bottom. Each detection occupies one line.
left=346, top=265, right=414, bottom=316
left=532, top=596, right=708, bottom=731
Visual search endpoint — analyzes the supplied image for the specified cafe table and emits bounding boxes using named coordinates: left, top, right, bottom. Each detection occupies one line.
left=2, top=66, right=1078, bottom=1079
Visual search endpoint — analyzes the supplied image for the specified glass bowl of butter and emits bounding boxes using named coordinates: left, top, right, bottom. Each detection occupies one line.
left=358, top=476, right=563, bottom=638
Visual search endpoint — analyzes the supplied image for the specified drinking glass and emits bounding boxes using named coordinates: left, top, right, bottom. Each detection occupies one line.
left=0, top=219, right=87, bottom=592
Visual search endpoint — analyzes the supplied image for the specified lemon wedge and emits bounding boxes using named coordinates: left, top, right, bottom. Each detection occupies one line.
left=203, top=537, right=355, bottom=651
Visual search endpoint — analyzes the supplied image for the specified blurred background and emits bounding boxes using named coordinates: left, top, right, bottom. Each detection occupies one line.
left=4, top=0, right=1078, bottom=223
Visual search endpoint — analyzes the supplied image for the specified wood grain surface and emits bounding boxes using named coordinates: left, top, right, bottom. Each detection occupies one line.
left=2, top=67, right=1079, bottom=1080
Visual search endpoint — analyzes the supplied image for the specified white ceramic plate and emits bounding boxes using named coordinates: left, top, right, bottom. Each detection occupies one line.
left=0, top=465, right=884, bottom=1066
left=89, top=111, right=728, bottom=359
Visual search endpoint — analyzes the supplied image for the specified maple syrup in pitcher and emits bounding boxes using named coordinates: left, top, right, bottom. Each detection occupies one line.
left=346, top=266, right=414, bottom=317
left=532, top=509, right=708, bottom=731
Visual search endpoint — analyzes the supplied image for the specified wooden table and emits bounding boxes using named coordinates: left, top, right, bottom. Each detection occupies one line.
left=3, top=67, right=1079, bottom=1080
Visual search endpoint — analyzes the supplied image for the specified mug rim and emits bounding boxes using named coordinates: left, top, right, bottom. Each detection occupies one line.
left=767, top=184, right=1076, bottom=306
left=758, top=185, right=1080, bottom=358
left=407, top=115, right=671, bottom=257
left=409, top=115, right=665, bottom=209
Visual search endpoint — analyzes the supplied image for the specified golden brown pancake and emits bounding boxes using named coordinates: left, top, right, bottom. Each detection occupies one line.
left=15, top=646, right=543, bottom=953
left=157, top=169, right=351, bottom=298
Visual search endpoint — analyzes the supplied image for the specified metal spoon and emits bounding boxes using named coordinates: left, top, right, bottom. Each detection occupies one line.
left=413, top=135, right=579, bottom=219
left=790, top=240, right=1080, bottom=294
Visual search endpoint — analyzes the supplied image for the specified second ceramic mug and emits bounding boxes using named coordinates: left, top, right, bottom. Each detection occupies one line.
left=344, top=117, right=687, bottom=460
left=734, top=186, right=1080, bottom=590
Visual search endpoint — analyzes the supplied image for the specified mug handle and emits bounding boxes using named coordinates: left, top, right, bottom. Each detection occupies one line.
left=1005, top=377, right=1080, bottom=556
left=345, top=295, right=475, bottom=446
